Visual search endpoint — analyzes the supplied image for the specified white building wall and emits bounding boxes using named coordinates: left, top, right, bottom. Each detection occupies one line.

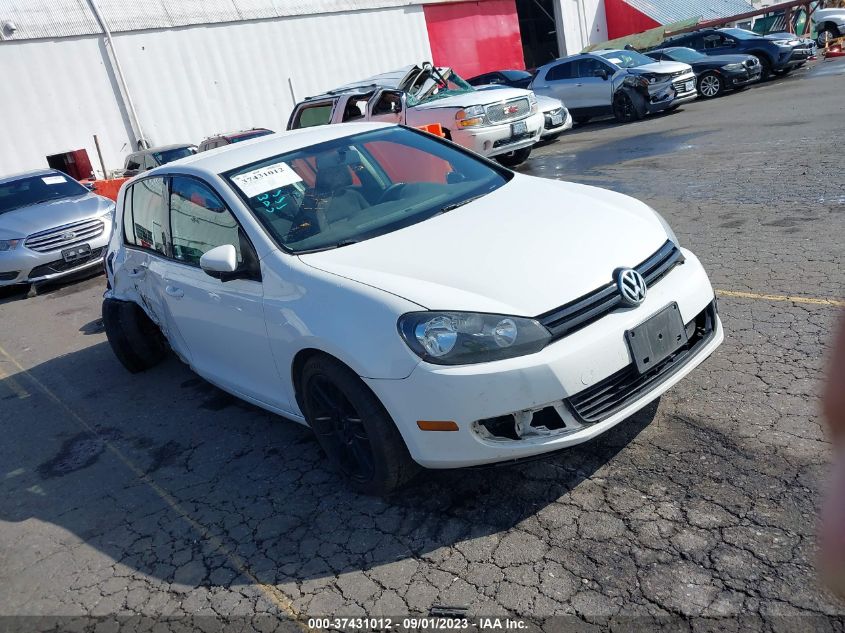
left=556, top=0, right=609, bottom=54
left=0, top=6, right=432, bottom=177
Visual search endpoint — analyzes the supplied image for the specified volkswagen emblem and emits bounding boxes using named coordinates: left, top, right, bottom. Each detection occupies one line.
left=615, top=268, right=647, bottom=306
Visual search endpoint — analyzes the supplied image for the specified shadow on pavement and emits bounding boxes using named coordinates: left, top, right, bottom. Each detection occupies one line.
left=0, top=340, right=658, bottom=590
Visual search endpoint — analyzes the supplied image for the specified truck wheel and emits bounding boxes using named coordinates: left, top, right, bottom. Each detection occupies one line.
left=495, top=147, right=532, bottom=167
left=818, top=26, right=839, bottom=48
left=300, top=355, right=419, bottom=496
left=752, top=54, right=773, bottom=80
left=102, top=298, right=167, bottom=373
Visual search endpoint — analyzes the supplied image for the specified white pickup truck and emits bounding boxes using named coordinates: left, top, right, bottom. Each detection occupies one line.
left=286, top=63, right=545, bottom=167
left=813, top=8, right=845, bottom=47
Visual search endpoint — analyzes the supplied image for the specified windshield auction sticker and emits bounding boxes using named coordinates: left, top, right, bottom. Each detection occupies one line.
left=42, top=175, right=67, bottom=185
left=232, top=162, right=302, bottom=198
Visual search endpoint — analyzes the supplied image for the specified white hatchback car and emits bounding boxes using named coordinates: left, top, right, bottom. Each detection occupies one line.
left=104, top=123, right=723, bottom=494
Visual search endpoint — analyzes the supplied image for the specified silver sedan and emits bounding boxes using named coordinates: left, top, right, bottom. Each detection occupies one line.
left=0, top=169, right=115, bottom=287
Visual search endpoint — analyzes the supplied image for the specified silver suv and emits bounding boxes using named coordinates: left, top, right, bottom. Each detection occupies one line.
left=531, top=49, right=697, bottom=123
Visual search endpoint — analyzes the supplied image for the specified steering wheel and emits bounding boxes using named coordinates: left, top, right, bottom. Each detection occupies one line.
left=377, top=182, right=407, bottom=204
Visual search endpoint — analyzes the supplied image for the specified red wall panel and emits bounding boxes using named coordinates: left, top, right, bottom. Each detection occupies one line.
left=605, top=0, right=661, bottom=39
left=423, top=1, right=525, bottom=78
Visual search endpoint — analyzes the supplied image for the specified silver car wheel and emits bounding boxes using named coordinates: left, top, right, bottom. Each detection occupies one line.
left=699, top=75, right=721, bottom=97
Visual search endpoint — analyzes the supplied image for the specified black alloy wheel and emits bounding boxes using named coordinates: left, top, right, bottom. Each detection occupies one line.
left=305, top=373, right=375, bottom=483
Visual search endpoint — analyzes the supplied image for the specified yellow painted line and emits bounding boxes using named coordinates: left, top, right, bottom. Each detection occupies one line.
left=716, top=289, right=845, bottom=308
left=0, top=360, right=30, bottom=400
left=0, top=343, right=303, bottom=624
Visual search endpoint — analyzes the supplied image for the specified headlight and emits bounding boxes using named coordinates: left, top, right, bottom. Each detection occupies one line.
left=723, top=63, right=744, bottom=71
left=398, top=312, right=550, bottom=365
left=0, top=239, right=22, bottom=252
left=100, top=204, right=116, bottom=219
left=652, top=209, right=680, bottom=247
left=774, top=39, right=798, bottom=47
left=528, top=93, right=538, bottom=114
left=456, top=105, right=486, bottom=128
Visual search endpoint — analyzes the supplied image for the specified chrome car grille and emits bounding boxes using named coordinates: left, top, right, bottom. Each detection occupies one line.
left=25, top=218, right=105, bottom=253
left=486, top=97, right=530, bottom=124
left=537, top=240, right=684, bottom=341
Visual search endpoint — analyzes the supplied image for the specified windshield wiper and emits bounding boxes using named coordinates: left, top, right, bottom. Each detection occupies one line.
left=438, top=194, right=485, bottom=214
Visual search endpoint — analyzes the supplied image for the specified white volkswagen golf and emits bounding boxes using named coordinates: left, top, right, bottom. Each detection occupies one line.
left=104, top=122, right=723, bottom=494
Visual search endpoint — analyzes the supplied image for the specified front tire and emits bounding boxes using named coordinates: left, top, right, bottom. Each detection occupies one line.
left=495, top=146, right=532, bottom=167
left=300, top=355, right=418, bottom=496
left=752, top=54, right=773, bottom=80
left=102, top=298, right=167, bottom=373
left=818, top=26, right=839, bottom=48
left=697, top=71, right=724, bottom=98
left=613, top=90, right=644, bottom=122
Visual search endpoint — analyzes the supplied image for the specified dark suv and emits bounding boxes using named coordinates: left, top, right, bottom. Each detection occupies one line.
left=123, top=144, right=196, bottom=177
left=658, top=27, right=813, bottom=79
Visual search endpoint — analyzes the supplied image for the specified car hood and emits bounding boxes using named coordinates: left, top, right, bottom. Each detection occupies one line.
left=537, top=94, right=565, bottom=112
left=694, top=53, right=755, bottom=65
left=299, top=176, right=669, bottom=316
left=414, top=87, right=532, bottom=110
left=631, top=61, right=691, bottom=75
left=0, top=193, right=113, bottom=239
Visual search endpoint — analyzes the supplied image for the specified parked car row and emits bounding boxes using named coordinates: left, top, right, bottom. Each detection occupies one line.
left=122, top=128, right=273, bottom=177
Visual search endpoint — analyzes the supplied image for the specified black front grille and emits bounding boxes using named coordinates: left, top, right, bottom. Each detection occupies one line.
left=28, top=247, right=105, bottom=280
left=567, top=301, right=717, bottom=423
left=538, top=240, right=684, bottom=341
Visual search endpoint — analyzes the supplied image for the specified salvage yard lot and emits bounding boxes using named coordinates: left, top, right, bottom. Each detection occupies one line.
left=1, top=58, right=843, bottom=626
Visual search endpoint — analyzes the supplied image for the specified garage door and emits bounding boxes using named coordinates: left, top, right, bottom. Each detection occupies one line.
left=423, top=0, right=525, bottom=78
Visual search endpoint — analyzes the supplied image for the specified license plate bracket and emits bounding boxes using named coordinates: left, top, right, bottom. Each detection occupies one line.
left=62, top=243, right=91, bottom=263
left=685, top=80, right=695, bottom=92
left=511, top=120, right=527, bottom=137
left=625, top=302, right=688, bottom=374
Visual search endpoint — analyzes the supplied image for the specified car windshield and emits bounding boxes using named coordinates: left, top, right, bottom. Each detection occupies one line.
left=598, top=50, right=657, bottom=68
left=224, top=126, right=510, bottom=254
left=152, top=146, right=196, bottom=165
left=666, top=48, right=707, bottom=62
left=501, top=70, right=533, bottom=81
left=0, top=173, right=88, bottom=215
left=414, top=68, right=475, bottom=103
left=720, top=28, right=758, bottom=40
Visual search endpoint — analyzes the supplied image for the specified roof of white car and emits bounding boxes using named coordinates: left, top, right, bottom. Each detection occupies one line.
left=167, top=122, right=393, bottom=175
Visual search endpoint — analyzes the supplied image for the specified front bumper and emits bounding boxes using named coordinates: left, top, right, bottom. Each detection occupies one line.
left=723, top=67, right=762, bottom=87
left=0, top=221, right=111, bottom=287
left=452, top=111, right=544, bottom=158
left=366, top=249, right=722, bottom=468
left=541, top=107, right=572, bottom=139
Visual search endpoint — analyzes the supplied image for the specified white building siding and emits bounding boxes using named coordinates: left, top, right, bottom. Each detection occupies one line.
left=557, top=0, right=609, bottom=54
left=0, top=6, right=432, bottom=176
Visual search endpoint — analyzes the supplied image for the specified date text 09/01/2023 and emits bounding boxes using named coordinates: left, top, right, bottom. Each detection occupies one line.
left=306, top=617, right=528, bottom=630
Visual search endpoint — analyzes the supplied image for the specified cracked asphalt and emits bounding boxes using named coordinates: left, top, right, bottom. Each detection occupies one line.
left=0, top=57, right=843, bottom=631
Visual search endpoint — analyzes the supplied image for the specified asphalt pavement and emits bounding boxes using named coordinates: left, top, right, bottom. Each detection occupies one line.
left=1, top=56, right=843, bottom=631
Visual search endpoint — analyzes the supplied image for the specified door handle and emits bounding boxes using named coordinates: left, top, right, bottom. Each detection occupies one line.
left=165, top=285, right=184, bottom=299
left=575, top=83, right=583, bottom=87
left=127, top=268, right=146, bottom=279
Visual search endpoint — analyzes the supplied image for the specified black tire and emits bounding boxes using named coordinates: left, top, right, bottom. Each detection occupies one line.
left=753, top=54, right=773, bottom=80
left=573, top=115, right=590, bottom=124
left=697, top=71, right=724, bottom=98
left=495, top=146, right=532, bottom=168
left=300, top=355, right=419, bottom=496
left=817, top=26, right=839, bottom=48
left=102, top=298, right=167, bottom=373
left=612, top=90, right=644, bottom=123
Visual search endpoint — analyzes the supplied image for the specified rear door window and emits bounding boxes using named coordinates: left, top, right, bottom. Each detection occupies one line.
left=124, top=177, right=170, bottom=255
left=292, top=102, right=334, bottom=129
left=545, top=62, right=575, bottom=81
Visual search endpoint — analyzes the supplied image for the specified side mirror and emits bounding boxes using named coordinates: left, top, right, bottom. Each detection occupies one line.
left=594, top=69, right=609, bottom=80
left=200, top=244, right=238, bottom=279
